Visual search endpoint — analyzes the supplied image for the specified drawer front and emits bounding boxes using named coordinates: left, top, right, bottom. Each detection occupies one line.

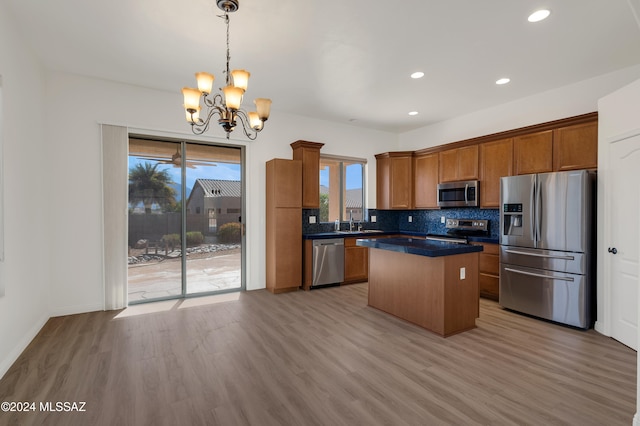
left=479, top=273, right=499, bottom=300
left=480, top=242, right=499, bottom=255
left=480, top=253, right=499, bottom=275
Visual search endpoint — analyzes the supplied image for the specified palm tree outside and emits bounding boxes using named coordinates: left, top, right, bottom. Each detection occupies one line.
left=129, top=162, right=177, bottom=213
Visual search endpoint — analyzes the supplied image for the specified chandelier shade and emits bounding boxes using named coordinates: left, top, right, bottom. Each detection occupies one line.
left=181, top=0, right=271, bottom=140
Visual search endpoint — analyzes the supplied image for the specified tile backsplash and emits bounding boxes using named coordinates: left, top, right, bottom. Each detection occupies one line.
left=303, top=207, right=499, bottom=239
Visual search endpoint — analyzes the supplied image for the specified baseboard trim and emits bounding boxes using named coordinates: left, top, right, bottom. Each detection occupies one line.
left=0, top=313, right=49, bottom=380
left=49, top=303, right=104, bottom=318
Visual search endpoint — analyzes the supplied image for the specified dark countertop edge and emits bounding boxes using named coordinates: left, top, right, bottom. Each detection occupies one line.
left=303, top=231, right=398, bottom=239
left=303, top=231, right=499, bottom=244
left=356, top=237, right=484, bottom=258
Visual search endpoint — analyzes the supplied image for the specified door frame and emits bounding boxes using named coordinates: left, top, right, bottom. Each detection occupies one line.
left=127, top=132, right=247, bottom=304
left=596, top=127, right=640, bottom=346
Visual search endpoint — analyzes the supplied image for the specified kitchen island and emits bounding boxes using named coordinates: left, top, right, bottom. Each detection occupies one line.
left=356, top=237, right=482, bottom=337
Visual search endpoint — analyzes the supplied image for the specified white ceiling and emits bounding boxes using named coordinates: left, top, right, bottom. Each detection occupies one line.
left=5, top=0, right=640, bottom=133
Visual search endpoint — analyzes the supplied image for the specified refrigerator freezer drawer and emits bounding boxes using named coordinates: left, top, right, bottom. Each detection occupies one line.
left=499, top=264, right=590, bottom=328
left=500, top=245, right=586, bottom=275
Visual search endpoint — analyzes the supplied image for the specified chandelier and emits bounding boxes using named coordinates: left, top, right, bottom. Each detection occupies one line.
left=181, top=0, right=271, bottom=140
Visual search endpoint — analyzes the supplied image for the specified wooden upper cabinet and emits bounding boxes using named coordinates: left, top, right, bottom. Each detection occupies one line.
left=375, top=152, right=413, bottom=210
left=376, top=155, right=390, bottom=210
left=439, top=149, right=459, bottom=182
left=553, top=121, right=598, bottom=171
left=457, top=145, right=479, bottom=180
left=291, top=140, right=324, bottom=208
left=413, top=152, right=439, bottom=209
left=267, top=159, right=302, bottom=208
left=479, top=138, right=513, bottom=208
left=439, top=145, right=478, bottom=182
left=513, top=130, right=553, bottom=175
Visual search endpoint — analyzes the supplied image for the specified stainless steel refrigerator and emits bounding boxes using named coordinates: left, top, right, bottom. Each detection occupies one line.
left=499, top=170, right=595, bottom=328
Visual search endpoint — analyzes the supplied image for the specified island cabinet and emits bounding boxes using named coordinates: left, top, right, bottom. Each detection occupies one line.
left=478, top=242, right=499, bottom=300
left=513, top=130, right=553, bottom=175
left=266, top=159, right=302, bottom=293
left=553, top=121, right=598, bottom=171
left=376, top=152, right=413, bottom=210
left=413, top=151, right=439, bottom=209
left=438, top=145, right=479, bottom=183
left=360, top=238, right=481, bottom=337
left=479, top=138, right=513, bottom=208
left=291, top=140, right=324, bottom=208
left=344, top=237, right=368, bottom=284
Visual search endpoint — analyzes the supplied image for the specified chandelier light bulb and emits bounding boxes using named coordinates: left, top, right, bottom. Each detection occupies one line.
left=248, top=111, right=263, bottom=130
left=182, top=87, right=201, bottom=112
left=254, top=98, right=272, bottom=121
left=231, top=69, right=250, bottom=91
left=195, top=72, right=215, bottom=94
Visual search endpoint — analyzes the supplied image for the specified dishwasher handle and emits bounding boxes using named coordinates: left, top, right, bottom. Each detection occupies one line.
left=312, top=238, right=344, bottom=246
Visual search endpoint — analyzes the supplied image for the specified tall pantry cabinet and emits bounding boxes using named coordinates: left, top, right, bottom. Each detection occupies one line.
left=266, top=159, right=302, bottom=293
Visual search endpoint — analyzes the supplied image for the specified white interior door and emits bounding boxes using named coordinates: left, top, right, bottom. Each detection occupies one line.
left=607, top=132, right=640, bottom=349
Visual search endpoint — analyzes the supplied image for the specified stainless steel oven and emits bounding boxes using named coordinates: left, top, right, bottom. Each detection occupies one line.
left=437, top=180, right=479, bottom=207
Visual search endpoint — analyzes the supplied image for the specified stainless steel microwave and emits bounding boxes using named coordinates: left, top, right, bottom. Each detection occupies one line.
left=437, top=180, right=479, bottom=207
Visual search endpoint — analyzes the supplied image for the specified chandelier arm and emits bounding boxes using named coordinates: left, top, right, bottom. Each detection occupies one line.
left=202, top=92, right=223, bottom=108
left=235, top=109, right=258, bottom=140
left=190, top=106, right=224, bottom=135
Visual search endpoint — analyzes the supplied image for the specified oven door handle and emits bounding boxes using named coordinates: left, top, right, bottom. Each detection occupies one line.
left=504, top=267, right=574, bottom=282
left=504, top=249, right=574, bottom=261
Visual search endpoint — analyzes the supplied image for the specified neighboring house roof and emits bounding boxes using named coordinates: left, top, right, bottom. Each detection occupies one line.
left=186, top=179, right=241, bottom=208
left=320, top=185, right=362, bottom=209
left=195, top=179, right=241, bottom=198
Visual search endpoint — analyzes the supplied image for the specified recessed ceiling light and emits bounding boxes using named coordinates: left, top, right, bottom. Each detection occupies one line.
left=528, top=9, right=550, bottom=22
left=408, top=111, right=419, bottom=116
left=496, top=78, right=511, bottom=85
left=410, top=71, right=425, bottom=79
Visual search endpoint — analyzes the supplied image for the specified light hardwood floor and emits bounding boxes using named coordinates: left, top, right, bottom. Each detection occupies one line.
left=0, top=284, right=636, bottom=426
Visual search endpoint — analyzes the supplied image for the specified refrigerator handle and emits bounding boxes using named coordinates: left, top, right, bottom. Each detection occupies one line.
left=530, top=178, right=536, bottom=241
left=536, top=176, right=542, bottom=243
left=504, top=249, right=575, bottom=261
left=504, top=267, right=574, bottom=282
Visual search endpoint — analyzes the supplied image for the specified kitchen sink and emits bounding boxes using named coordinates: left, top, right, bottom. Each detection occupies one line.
left=335, top=230, right=384, bottom=234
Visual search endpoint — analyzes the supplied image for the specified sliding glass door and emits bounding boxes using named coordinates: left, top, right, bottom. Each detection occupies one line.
left=127, top=138, right=243, bottom=304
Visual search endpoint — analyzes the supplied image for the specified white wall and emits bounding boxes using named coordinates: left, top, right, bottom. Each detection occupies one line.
left=398, top=65, right=640, bottom=150
left=0, top=2, right=52, bottom=378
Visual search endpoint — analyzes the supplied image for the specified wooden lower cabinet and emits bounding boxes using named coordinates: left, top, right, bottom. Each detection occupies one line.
left=478, top=242, right=499, bottom=300
left=344, top=237, right=369, bottom=284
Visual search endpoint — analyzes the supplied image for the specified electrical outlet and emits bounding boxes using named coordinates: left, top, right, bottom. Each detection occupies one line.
left=309, top=216, right=316, bottom=224
left=371, top=215, right=377, bottom=223
left=441, top=216, right=445, bottom=224
left=408, top=215, right=413, bottom=223
left=460, top=267, right=466, bottom=280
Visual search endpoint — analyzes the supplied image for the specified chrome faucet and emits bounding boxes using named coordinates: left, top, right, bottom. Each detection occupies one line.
left=349, top=210, right=354, bottom=232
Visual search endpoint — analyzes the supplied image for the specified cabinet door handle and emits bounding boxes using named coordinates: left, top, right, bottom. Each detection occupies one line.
left=608, top=247, right=618, bottom=255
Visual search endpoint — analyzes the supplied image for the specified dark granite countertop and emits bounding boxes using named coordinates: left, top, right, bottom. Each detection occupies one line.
left=356, top=237, right=483, bottom=257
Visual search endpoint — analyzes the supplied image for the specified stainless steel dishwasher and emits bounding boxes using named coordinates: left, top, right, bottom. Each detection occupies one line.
left=312, top=238, right=345, bottom=287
